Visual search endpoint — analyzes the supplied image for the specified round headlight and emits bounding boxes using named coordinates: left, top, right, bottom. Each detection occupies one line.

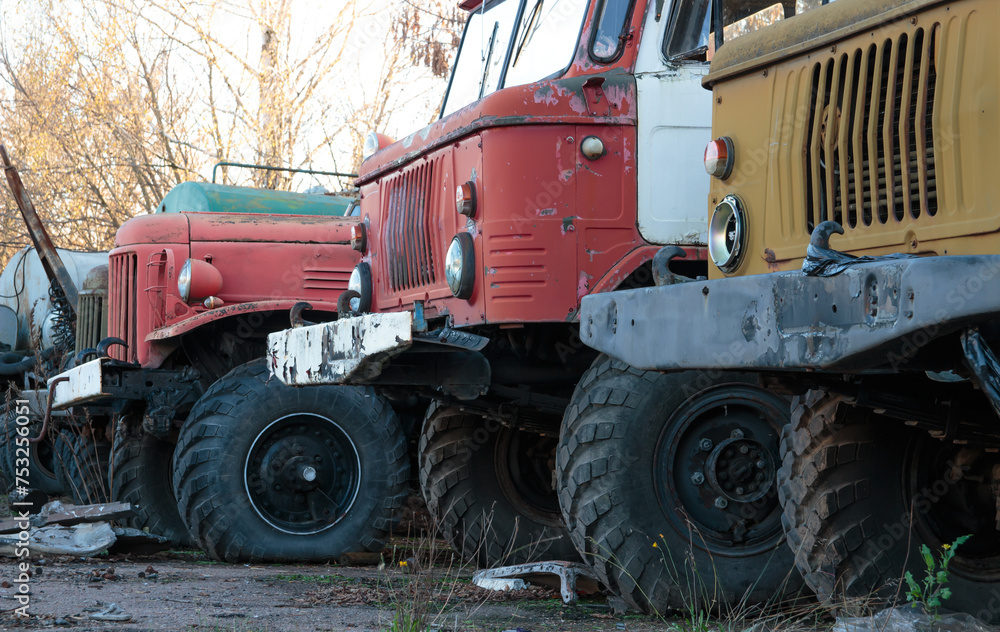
left=445, top=233, right=475, bottom=300
left=176, top=258, right=224, bottom=304
left=178, top=259, right=192, bottom=302
left=347, top=263, right=372, bottom=312
left=709, top=195, right=747, bottom=273
left=362, top=132, right=380, bottom=161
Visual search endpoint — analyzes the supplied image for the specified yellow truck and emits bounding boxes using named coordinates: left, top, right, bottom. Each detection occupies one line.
left=580, top=0, right=1000, bottom=620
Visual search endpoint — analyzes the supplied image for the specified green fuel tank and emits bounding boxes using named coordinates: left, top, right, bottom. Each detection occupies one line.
left=156, top=182, right=357, bottom=217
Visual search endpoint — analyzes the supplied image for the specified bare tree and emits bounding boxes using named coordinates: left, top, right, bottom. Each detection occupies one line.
left=0, top=0, right=463, bottom=268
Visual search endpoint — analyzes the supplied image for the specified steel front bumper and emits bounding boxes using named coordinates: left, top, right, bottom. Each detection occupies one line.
left=49, top=358, right=112, bottom=409
left=268, top=312, right=414, bottom=386
left=580, top=255, right=1000, bottom=373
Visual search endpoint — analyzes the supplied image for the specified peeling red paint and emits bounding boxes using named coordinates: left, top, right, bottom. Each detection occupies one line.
left=577, top=272, right=593, bottom=299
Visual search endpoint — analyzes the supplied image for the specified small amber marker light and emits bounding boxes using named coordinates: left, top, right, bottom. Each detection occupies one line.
left=704, top=137, right=735, bottom=179
left=351, top=223, right=367, bottom=252
left=456, top=182, right=477, bottom=217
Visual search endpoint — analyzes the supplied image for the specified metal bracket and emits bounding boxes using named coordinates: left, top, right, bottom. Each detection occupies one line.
left=412, top=327, right=489, bottom=351
left=472, top=561, right=600, bottom=605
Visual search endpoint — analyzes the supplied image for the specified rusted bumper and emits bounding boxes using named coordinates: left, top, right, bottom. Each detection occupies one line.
left=50, top=358, right=110, bottom=409
left=267, top=312, right=414, bottom=386
left=580, top=255, right=1000, bottom=372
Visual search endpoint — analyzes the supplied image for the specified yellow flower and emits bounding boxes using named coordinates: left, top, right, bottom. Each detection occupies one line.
left=943, top=544, right=952, bottom=550
left=652, top=543, right=658, bottom=548
left=400, top=560, right=408, bottom=566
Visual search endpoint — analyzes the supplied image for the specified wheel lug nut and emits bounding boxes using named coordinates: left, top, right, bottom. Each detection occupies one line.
left=699, top=438, right=713, bottom=451
left=731, top=429, right=744, bottom=440
left=736, top=487, right=745, bottom=495
left=714, top=497, right=728, bottom=509
left=315, top=455, right=323, bottom=463
left=756, top=460, right=766, bottom=469
left=740, top=445, right=749, bottom=454
left=274, top=484, right=282, bottom=491
left=691, top=472, right=705, bottom=485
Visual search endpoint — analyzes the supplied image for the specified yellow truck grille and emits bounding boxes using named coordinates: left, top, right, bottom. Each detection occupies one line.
left=804, top=25, right=938, bottom=233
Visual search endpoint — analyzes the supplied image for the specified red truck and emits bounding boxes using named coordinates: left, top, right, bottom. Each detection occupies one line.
left=269, top=0, right=798, bottom=612
left=45, top=177, right=410, bottom=562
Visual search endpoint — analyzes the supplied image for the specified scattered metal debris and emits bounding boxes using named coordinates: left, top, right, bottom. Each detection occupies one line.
left=0, top=522, right=116, bottom=557
left=473, top=561, right=600, bottom=605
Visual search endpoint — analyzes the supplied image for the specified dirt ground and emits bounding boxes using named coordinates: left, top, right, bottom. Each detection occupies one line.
left=0, top=547, right=685, bottom=632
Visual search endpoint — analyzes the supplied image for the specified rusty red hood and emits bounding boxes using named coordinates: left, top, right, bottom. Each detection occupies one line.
left=358, top=72, right=637, bottom=185
left=116, top=212, right=357, bottom=247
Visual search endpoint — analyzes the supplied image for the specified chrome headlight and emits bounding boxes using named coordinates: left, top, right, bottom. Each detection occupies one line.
left=177, top=258, right=223, bottom=303
left=178, top=259, right=192, bottom=302
left=445, top=233, right=475, bottom=300
left=347, top=263, right=372, bottom=312
left=362, top=132, right=381, bottom=161
left=708, top=195, right=747, bottom=274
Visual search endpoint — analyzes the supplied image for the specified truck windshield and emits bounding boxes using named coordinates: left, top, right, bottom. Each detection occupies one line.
left=664, top=0, right=836, bottom=61
left=442, top=0, right=589, bottom=117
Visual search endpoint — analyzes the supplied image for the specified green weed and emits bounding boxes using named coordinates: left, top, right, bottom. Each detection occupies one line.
left=904, top=534, right=971, bottom=619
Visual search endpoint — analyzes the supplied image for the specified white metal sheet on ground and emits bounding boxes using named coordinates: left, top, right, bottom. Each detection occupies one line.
left=51, top=358, right=108, bottom=409
left=268, top=312, right=413, bottom=386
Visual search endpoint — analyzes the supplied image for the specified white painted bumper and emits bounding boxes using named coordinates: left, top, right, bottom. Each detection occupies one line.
left=267, top=312, right=414, bottom=386
left=50, top=358, right=109, bottom=409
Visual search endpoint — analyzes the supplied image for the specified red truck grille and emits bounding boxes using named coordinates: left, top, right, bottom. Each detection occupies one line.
left=381, top=160, right=437, bottom=291
left=804, top=25, right=938, bottom=232
left=108, top=252, right=138, bottom=362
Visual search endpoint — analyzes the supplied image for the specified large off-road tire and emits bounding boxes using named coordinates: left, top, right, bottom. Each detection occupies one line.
left=779, top=390, right=1000, bottom=623
left=172, top=360, right=409, bottom=562
left=111, top=429, right=192, bottom=546
left=0, top=407, right=62, bottom=495
left=54, top=428, right=111, bottom=504
left=558, top=356, right=801, bottom=614
left=420, top=404, right=577, bottom=566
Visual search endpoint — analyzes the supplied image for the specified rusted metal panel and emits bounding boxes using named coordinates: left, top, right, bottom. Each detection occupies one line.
left=705, top=0, right=947, bottom=87
left=50, top=358, right=108, bottom=409
left=472, top=561, right=600, bottom=606
left=145, top=299, right=340, bottom=342
left=110, top=209, right=361, bottom=368
left=711, top=0, right=1000, bottom=279
left=1, top=146, right=79, bottom=312
left=357, top=73, right=639, bottom=186
left=581, top=255, right=1000, bottom=372
left=0, top=502, right=134, bottom=534
left=268, top=312, right=414, bottom=386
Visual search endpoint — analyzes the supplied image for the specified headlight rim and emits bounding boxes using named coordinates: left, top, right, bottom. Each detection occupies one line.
left=445, top=233, right=475, bottom=300
left=347, top=263, right=373, bottom=313
left=178, top=259, right=192, bottom=303
left=708, top=194, right=747, bottom=274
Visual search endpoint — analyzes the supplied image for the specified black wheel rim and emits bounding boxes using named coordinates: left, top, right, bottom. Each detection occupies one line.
left=244, top=413, right=361, bottom=535
left=495, top=428, right=562, bottom=527
left=905, top=435, right=1000, bottom=582
left=654, top=383, right=787, bottom=557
